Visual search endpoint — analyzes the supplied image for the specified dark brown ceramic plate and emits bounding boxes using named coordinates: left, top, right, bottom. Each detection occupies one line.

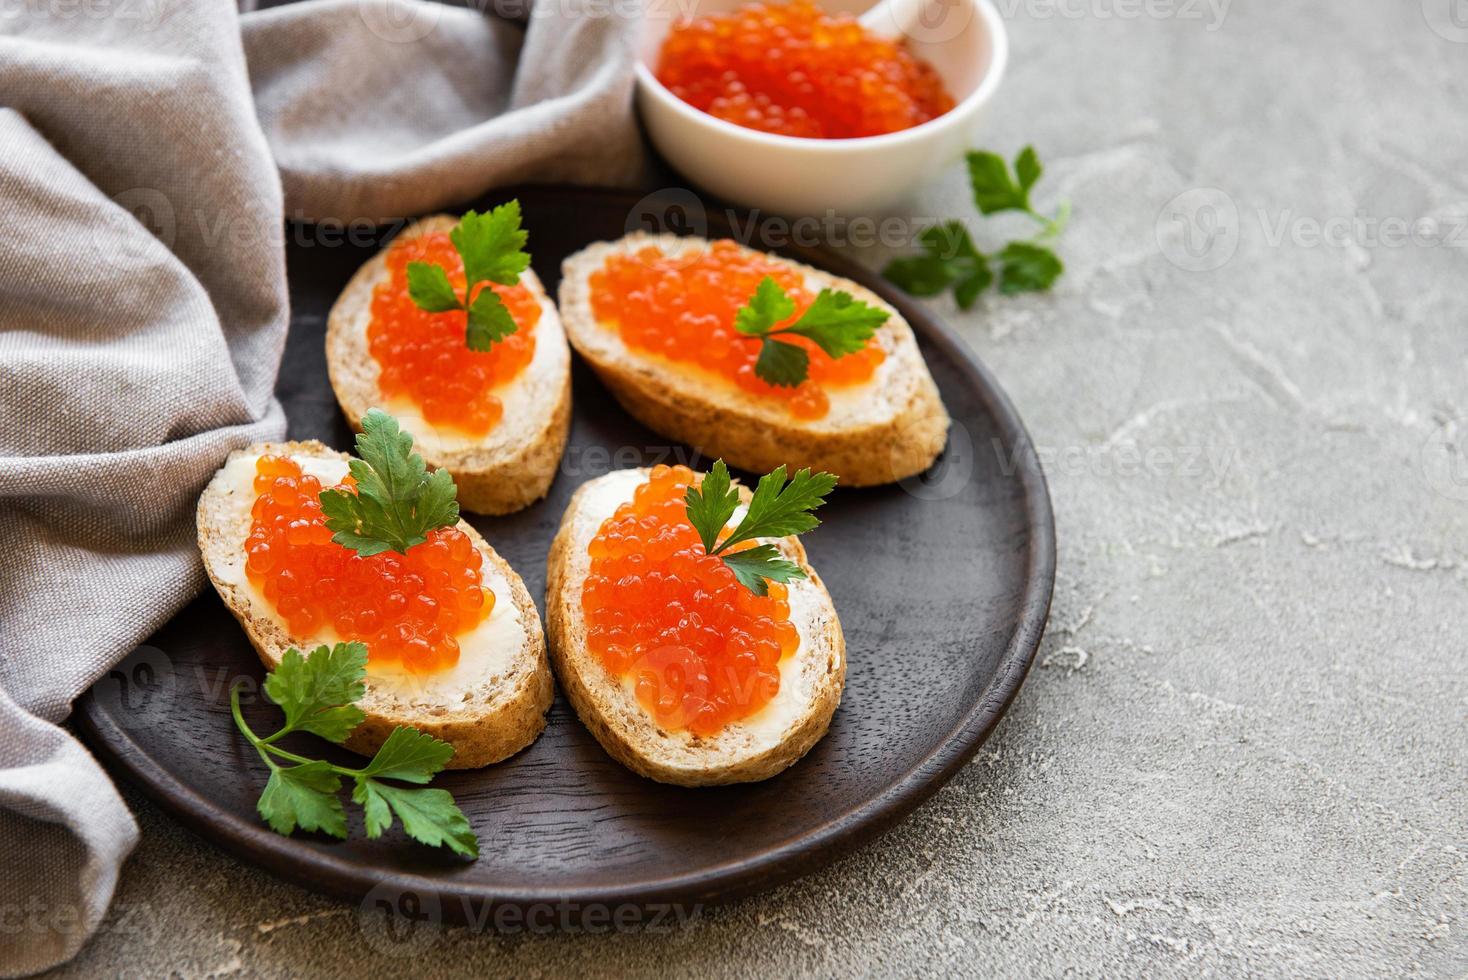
left=76, top=186, right=1054, bottom=926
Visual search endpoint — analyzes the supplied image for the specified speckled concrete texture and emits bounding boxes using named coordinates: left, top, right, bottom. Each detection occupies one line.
left=48, top=0, right=1466, bottom=976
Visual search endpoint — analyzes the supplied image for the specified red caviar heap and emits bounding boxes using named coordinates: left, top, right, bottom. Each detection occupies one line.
left=656, top=0, right=955, bottom=139
left=580, top=465, right=802, bottom=736
left=367, top=231, right=541, bottom=436
left=589, top=241, right=885, bottom=419
left=243, top=455, right=495, bottom=674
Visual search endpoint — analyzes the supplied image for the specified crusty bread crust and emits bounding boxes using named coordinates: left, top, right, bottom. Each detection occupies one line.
left=326, top=215, right=572, bottom=515
left=558, top=233, right=949, bottom=487
left=545, top=469, right=846, bottom=786
left=197, top=440, right=553, bottom=769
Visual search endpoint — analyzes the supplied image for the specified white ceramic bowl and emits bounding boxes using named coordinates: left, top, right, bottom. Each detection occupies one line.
left=635, top=0, right=1008, bottom=216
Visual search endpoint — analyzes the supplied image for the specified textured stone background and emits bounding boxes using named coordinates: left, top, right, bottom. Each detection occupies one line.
left=52, top=0, right=1466, bottom=975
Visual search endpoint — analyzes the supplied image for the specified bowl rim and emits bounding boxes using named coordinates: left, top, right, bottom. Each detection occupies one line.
left=634, top=0, right=1009, bottom=153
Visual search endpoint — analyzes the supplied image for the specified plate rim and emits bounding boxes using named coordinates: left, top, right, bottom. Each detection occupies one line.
left=75, top=184, right=1056, bottom=920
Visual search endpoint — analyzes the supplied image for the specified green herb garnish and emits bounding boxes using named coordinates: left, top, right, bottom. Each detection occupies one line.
left=883, top=146, right=1070, bottom=307
left=319, top=409, right=458, bottom=557
left=683, top=460, right=837, bottom=595
left=405, top=200, right=531, bottom=352
left=230, top=642, right=478, bottom=857
left=733, top=277, right=889, bottom=388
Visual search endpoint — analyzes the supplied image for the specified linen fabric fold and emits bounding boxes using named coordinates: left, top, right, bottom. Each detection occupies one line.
left=0, top=0, right=642, bottom=973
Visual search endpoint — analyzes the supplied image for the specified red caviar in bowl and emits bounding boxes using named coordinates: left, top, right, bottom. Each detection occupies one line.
left=656, top=0, right=955, bottom=139
left=588, top=240, right=885, bottom=419
left=243, top=455, right=495, bottom=674
left=367, top=231, right=541, bottom=436
left=580, top=465, right=803, bottom=736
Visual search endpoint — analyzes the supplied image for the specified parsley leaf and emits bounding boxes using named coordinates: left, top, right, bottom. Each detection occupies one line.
left=404, top=200, right=531, bottom=352
left=359, top=726, right=454, bottom=784
left=683, top=461, right=837, bottom=594
left=731, top=276, right=889, bottom=387
left=683, top=459, right=740, bottom=553
left=352, top=782, right=478, bottom=857
left=883, top=222, right=992, bottom=310
left=720, top=545, right=807, bottom=597
left=997, top=241, right=1065, bottom=294
left=405, top=262, right=461, bottom=312
left=258, top=762, right=347, bottom=838
left=788, top=289, right=889, bottom=359
left=967, top=149, right=1032, bottom=214
left=1015, top=145, right=1043, bottom=194
left=466, top=287, right=519, bottom=350
left=451, top=201, right=530, bottom=287
left=755, top=338, right=810, bottom=388
left=733, top=275, right=796, bottom=336
left=230, top=642, right=478, bottom=856
left=882, top=253, right=959, bottom=296
left=263, top=643, right=367, bottom=743
left=721, top=465, right=837, bottom=551
left=884, top=146, right=1068, bottom=307
left=319, top=409, right=460, bottom=557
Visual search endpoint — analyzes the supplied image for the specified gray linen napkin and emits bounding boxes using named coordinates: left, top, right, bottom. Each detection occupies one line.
left=0, top=0, right=641, bottom=974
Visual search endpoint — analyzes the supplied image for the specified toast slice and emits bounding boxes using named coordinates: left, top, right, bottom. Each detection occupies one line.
left=559, top=233, right=949, bottom=486
left=545, top=468, right=846, bottom=786
left=197, top=440, right=554, bottom=769
left=327, top=215, right=571, bottom=515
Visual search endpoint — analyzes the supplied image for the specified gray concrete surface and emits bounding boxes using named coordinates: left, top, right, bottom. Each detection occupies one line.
left=52, top=0, right=1466, bottom=976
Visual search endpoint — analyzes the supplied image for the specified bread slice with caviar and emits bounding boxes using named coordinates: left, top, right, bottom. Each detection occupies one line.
left=197, top=420, right=553, bottom=769
left=327, top=205, right=571, bottom=515
left=545, top=464, right=846, bottom=786
left=559, top=233, right=948, bottom=487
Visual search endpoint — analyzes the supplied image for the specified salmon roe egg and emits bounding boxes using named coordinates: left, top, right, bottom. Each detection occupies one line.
left=243, top=455, right=496, bottom=674
left=367, top=231, right=541, bottom=436
left=588, top=240, right=885, bottom=420
left=656, top=0, right=955, bottom=139
left=580, top=465, right=802, bottom=736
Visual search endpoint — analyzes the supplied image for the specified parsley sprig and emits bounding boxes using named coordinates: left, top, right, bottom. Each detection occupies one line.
left=733, top=277, right=890, bottom=388
left=884, top=146, right=1070, bottom=307
left=230, top=642, right=478, bottom=857
left=319, top=410, right=459, bottom=557
left=405, top=200, right=531, bottom=351
left=683, top=460, right=837, bottom=595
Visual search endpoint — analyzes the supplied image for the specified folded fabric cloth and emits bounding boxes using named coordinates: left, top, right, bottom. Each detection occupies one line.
left=245, top=0, right=646, bottom=219
left=0, top=0, right=641, bottom=973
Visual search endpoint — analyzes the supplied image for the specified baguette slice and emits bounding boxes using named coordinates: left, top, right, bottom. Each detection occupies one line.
left=197, top=440, right=553, bottom=769
left=327, top=215, right=571, bottom=515
left=545, top=468, right=846, bottom=786
left=559, top=233, right=949, bottom=486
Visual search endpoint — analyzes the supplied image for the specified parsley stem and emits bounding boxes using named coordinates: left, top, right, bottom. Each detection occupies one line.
left=260, top=742, right=370, bottom=777
left=229, top=681, right=369, bottom=778
left=230, top=682, right=280, bottom=772
left=1029, top=200, right=1071, bottom=241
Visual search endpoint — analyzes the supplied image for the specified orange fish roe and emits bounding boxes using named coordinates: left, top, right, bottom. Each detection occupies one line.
left=367, top=231, right=541, bottom=436
left=656, top=0, right=955, bottom=139
left=243, top=455, right=495, bottom=674
left=588, top=240, right=885, bottom=419
left=580, top=465, right=802, bottom=736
